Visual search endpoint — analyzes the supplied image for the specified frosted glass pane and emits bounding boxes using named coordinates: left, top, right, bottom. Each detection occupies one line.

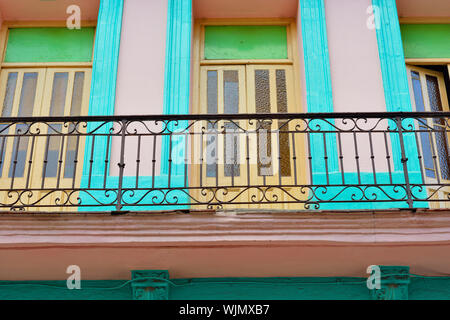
left=206, top=71, right=218, bottom=178
left=49, top=73, right=68, bottom=116
left=8, top=73, right=38, bottom=177
left=419, top=130, right=436, bottom=179
left=255, top=70, right=270, bottom=113
left=223, top=70, right=240, bottom=177
left=255, top=70, right=272, bottom=176
left=434, top=127, right=450, bottom=180
left=411, top=72, right=425, bottom=112
left=44, top=124, right=62, bottom=178
left=2, top=72, right=18, bottom=117
left=64, top=72, right=85, bottom=178
left=17, top=73, right=38, bottom=116
left=223, top=70, right=239, bottom=114
left=70, top=72, right=85, bottom=116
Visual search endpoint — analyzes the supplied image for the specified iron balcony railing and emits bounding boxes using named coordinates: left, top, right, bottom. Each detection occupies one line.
left=0, top=112, right=449, bottom=212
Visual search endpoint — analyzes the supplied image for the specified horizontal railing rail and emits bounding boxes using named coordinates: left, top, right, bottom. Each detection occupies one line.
left=0, top=112, right=448, bottom=211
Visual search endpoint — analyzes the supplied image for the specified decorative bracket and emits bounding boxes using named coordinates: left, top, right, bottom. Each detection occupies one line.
left=370, top=266, right=410, bottom=300
left=131, top=270, right=170, bottom=300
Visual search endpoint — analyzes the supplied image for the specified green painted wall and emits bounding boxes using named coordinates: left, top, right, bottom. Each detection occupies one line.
left=400, top=24, right=450, bottom=59
left=4, top=27, right=95, bottom=63
left=204, top=25, right=288, bottom=60
left=2, top=277, right=450, bottom=300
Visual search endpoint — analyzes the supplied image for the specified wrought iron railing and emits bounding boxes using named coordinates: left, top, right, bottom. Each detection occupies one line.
left=0, top=112, right=449, bottom=211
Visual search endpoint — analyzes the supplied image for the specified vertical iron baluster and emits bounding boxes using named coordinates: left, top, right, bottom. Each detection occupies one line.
left=72, top=135, right=80, bottom=189
left=383, top=131, right=393, bottom=185
left=200, top=129, right=204, bottom=189
left=88, top=135, right=96, bottom=188
left=291, top=132, right=297, bottom=186
left=414, top=130, right=425, bottom=184
left=151, top=134, right=156, bottom=189
left=10, top=134, right=21, bottom=190
left=103, top=133, right=111, bottom=189
left=230, top=129, right=235, bottom=188
left=215, top=127, right=219, bottom=188
left=116, top=120, right=127, bottom=211
left=41, top=134, right=51, bottom=189
left=353, top=132, right=361, bottom=185
left=0, top=136, right=6, bottom=175
left=337, top=132, right=345, bottom=185
left=396, top=117, right=413, bottom=209
left=277, top=125, right=282, bottom=186
left=246, top=131, right=250, bottom=187
left=323, top=132, right=330, bottom=185
left=307, top=125, right=313, bottom=186
left=184, top=131, right=189, bottom=188
left=25, top=136, right=36, bottom=189
left=56, top=135, right=66, bottom=190
left=429, top=124, right=441, bottom=184
left=262, top=122, right=266, bottom=187
left=135, top=135, right=141, bottom=189
left=368, top=132, right=377, bottom=185
left=168, top=133, right=173, bottom=189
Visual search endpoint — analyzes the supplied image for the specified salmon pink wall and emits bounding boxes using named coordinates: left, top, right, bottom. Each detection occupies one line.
left=0, top=0, right=99, bottom=21
left=2, top=211, right=450, bottom=280
left=115, top=0, right=167, bottom=116
left=111, top=0, right=167, bottom=176
left=325, top=0, right=389, bottom=173
left=397, top=0, right=450, bottom=18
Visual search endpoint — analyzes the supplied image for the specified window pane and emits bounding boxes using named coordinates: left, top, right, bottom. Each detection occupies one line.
left=70, top=72, right=85, bottom=116
left=411, top=71, right=425, bottom=112
left=2, top=72, right=18, bottom=117
left=276, top=70, right=291, bottom=176
left=206, top=71, right=218, bottom=178
left=223, top=70, right=240, bottom=177
left=17, top=72, right=38, bottom=117
left=0, top=72, right=18, bottom=174
left=49, top=73, right=68, bottom=116
left=64, top=72, right=85, bottom=179
left=8, top=73, right=38, bottom=178
left=434, top=127, right=450, bottom=181
left=255, top=70, right=272, bottom=176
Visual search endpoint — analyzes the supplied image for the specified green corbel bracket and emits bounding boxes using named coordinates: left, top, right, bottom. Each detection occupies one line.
left=371, top=266, right=410, bottom=300
left=131, top=270, right=170, bottom=300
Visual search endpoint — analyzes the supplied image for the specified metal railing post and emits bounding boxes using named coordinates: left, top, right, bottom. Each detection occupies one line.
left=116, top=119, right=127, bottom=211
left=396, top=117, right=413, bottom=209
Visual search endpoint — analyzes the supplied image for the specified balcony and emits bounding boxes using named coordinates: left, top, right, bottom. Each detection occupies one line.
left=0, top=112, right=449, bottom=212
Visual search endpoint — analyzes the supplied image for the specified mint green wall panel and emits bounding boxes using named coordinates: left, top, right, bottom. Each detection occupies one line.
left=5, top=28, right=95, bottom=62
left=204, top=26, right=288, bottom=60
left=2, top=277, right=450, bottom=300
left=0, top=281, right=131, bottom=300
left=400, top=24, right=450, bottom=59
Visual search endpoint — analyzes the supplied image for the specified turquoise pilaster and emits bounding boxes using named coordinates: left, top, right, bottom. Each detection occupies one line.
left=161, top=0, right=192, bottom=176
left=78, top=0, right=123, bottom=210
left=299, top=0, right=339, bottom=178
left=372, top=0, right=425, bottom=205
left=81, top=0, right=123, bottom=179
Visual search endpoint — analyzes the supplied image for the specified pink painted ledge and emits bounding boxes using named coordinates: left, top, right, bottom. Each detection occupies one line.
left=3, top=209, right=450, bottom=280
left=2, top=209, right=450, bottom=246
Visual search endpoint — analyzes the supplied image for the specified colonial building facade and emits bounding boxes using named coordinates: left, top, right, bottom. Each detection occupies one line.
left=0, top=0, right=450, bottom=300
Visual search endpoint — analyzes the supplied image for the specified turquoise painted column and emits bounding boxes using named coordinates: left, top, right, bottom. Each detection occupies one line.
left=372, top=0, right=424, bottom=205
left=161, top=0, right=192, bottom=177
left=80, top=0, right=123, bottom=184
left=299, top=0, right=338, bottom=182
